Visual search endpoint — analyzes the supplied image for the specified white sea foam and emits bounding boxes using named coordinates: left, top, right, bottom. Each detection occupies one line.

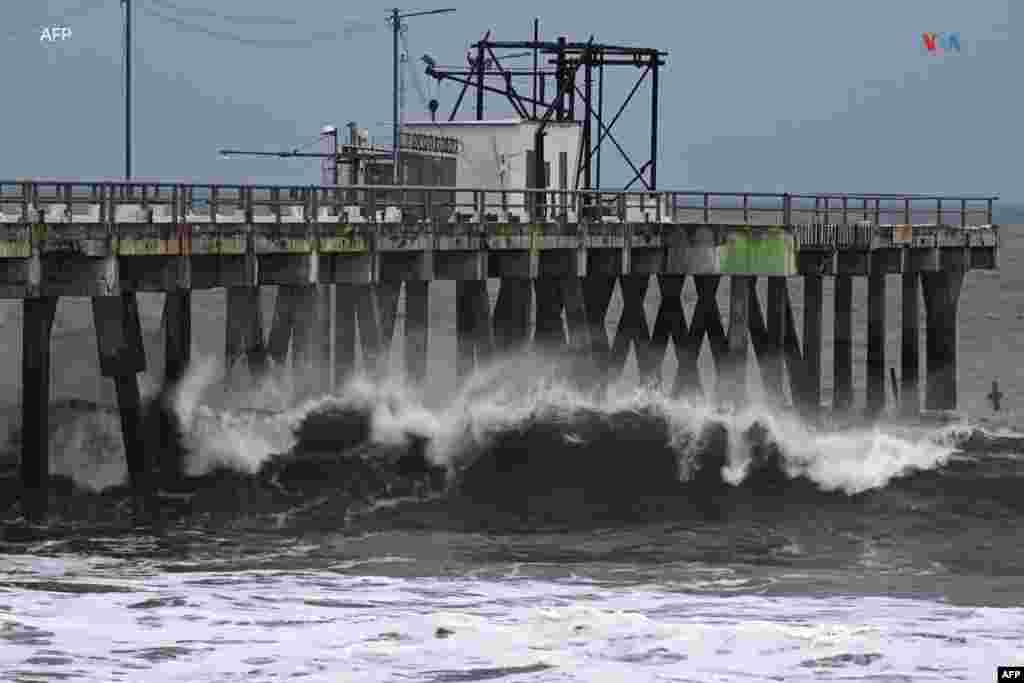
left=0, top=559, right=1021, bottom=682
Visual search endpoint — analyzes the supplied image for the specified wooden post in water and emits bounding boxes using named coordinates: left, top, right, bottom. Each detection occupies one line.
left=21, top=296, right=57, bottom=520
left=832, top=274, right=853, bottom=413
left=866, top=266, right=887, bottom=418
left=900, top=269, right=921, bottom=417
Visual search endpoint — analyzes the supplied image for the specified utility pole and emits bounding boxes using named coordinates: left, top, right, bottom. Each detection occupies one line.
left=124, top=0, right=131, bottom=180
left=388, top=7, right=456, bottom=184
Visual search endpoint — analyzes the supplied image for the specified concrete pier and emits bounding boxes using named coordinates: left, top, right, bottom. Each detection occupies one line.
left=0, top=180, right=999, bottom=509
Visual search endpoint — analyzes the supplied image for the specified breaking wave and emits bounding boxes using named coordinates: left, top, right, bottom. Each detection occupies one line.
left=5, top=353, right=1024, bottom=527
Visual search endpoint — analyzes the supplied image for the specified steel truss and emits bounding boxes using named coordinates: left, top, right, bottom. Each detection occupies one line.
left=424, top=22, right=667, bottom=194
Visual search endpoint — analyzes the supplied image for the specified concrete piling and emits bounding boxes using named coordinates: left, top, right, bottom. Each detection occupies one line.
left=726, top=275, right=752, bottom=405
left=455, top=279, right=492, bottom=382
left=900, top=269, right=920, bottom=417
left=610, top=274, right=651, bottom=379
left=922, top=269, right=964, bottom=411
left=92, top=293, right=148, bottom=501
left=159, top=290, right=190, bottom=482
left=20, top=296, right=57, bottom=520
left=647, top=274, right=686, bottom=385
left=832, top=274, right=853, bottom=413
left=493, top=278, right=532, bottom=355
left=803, top=274, right=823, bottom=417
left=762, top=277, right=787, bottom=402
left=404, top=280, right=429, bottom=385
left=582, top=275, right=615, bottom=375
left=866, top=267, right=887, bottom=418
left=334, top=283, right=357, bottom=386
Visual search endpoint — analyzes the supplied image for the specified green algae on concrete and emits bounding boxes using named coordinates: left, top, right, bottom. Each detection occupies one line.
left=719, top=226, right=796, bottom=275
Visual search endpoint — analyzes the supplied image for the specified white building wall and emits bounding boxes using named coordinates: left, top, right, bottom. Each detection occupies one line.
left=403, top=119, right=581, bottom=220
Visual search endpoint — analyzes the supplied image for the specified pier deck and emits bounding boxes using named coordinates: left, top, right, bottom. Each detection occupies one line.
left=0, top=180, right=999, bottom=518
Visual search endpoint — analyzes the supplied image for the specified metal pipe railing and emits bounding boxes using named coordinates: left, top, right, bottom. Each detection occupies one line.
left=0, top=180, right=999, bottom=227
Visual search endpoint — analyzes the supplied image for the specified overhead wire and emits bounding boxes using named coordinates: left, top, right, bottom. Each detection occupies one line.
left=140, top=0, right=377, bottom=46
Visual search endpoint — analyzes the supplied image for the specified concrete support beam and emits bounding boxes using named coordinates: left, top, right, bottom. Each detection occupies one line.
left=762, top=278, right=787, bottom=402
left=404, top=281, right=429, bottom=385
left=609, top=275, right=651, bottom=377
left=225, top=286, right=266, bottom=381
left=20, top=296, right=57, bottom=520
left=582, top=275, right=616, bottom=375
left=781, top=283, right=804, bottom=408
left=334, top=283, right=357, bottom=386
left=159, top=290, right=190, bottom=483
left=900, top=268, right=921, bottom=417
left=92, top=293, right=149, bottom=505
left=267, top=285, right=298, bottom=369
left=647, top=274, right=686, bottom=386
left=455, top=279, right=493, bottom=383
left=802, top=274, right=823, bottom=417
left=533, top=278, right=566, bottom=351
left=922, top=269, right=964, bottom=411
left=832, top=275, right=853, bottom=414
left=493, top=278, right=532, bottom=355
left=866, top=266, right=887, bottom=419
left=355, top=283, right=384, bottom=377
left=726, top=275, right=752, bottom=405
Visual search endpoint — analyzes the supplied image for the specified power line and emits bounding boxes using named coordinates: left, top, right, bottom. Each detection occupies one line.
left=148, top=0, right=300, bottom=26
left=139, top=4, right=372, bottom=47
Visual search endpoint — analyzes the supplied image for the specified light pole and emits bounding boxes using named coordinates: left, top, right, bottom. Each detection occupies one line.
left=123, top=0, right=132, bottom=180
left=388, top=7, right=456, bottom=184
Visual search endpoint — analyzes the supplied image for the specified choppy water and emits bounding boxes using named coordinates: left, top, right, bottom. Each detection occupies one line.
left=1, top=223, right=1023, bottom=682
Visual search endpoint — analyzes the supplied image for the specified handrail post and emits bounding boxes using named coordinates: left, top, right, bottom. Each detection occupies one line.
left=987, top=198, right=993, bottom=224
left=425, top=188, right=433, bottom=224
left=842, top=196, right=848, bottom=226
left=702, top=192, right=709, bottom=223
left=823, top=196, right=830, bottom=225
left=782, top=193, right=791, bottom=226
left=874, top=198, right=880, bottom=225
left=617, top=193, right=626, bottom=222
left=904, top=197, right=911, bottom=225
left=742, top=193, right=749, bottom=223
left=367, top=186, right=377, bottom=222
left=936, top=198, right=942, bottom=226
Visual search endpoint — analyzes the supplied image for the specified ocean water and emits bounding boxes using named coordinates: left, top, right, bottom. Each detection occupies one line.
left=1, top=222, right=1023, bottom=682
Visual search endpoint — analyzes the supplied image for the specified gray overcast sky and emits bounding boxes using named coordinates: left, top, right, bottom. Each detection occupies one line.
left=2, top=0, right=1019, bottom=200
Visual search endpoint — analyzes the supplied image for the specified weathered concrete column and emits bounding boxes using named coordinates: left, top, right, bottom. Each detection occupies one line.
left=334, top=283, right=357, bottom=386
left=900, top=269, right=920, bottom=417
left=533, top=278, right=565, bottom=352
left=354, top=283, right=383, bottom=377
left=376, top=281, right=403, bottom=362
left=225, top=286, right=266, bottom=382
left=922, top=269, right=964, bottom=411
left=560, top=276, right=593, bottom=384
left=609, top=275, right=650, bottom=376
left=290, top=286, right=320, bottom=394
left=832, top=274, right=853, bottom=414
left=866, top=267, right=887, bottom=419
left=762, top=277, right=787, bottom=401
left=803, top=274, right=823, bottom=417
left=404, top=280, right=429, bottom=385
left=647, top=274, right=686, bottom=386
left=493, top=278, right=532, bottom=355
left=726, top=275, right=752, bottom=405
left=674, top=275, right=725, bottom=398
left=455, top=279, right=492, bottom=383
left=781, top=282, right=805, bottom=408
left=267, top=285, right=298, bottom=369
left=92, top=293, right=149, bottom=499
left=21, top=296, right=57, bottom=520
left=315, top=284, right=332, bottom=390
left=159, top=291, right=190, bottom=483
left=582, top=275, right=615, bottom=375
